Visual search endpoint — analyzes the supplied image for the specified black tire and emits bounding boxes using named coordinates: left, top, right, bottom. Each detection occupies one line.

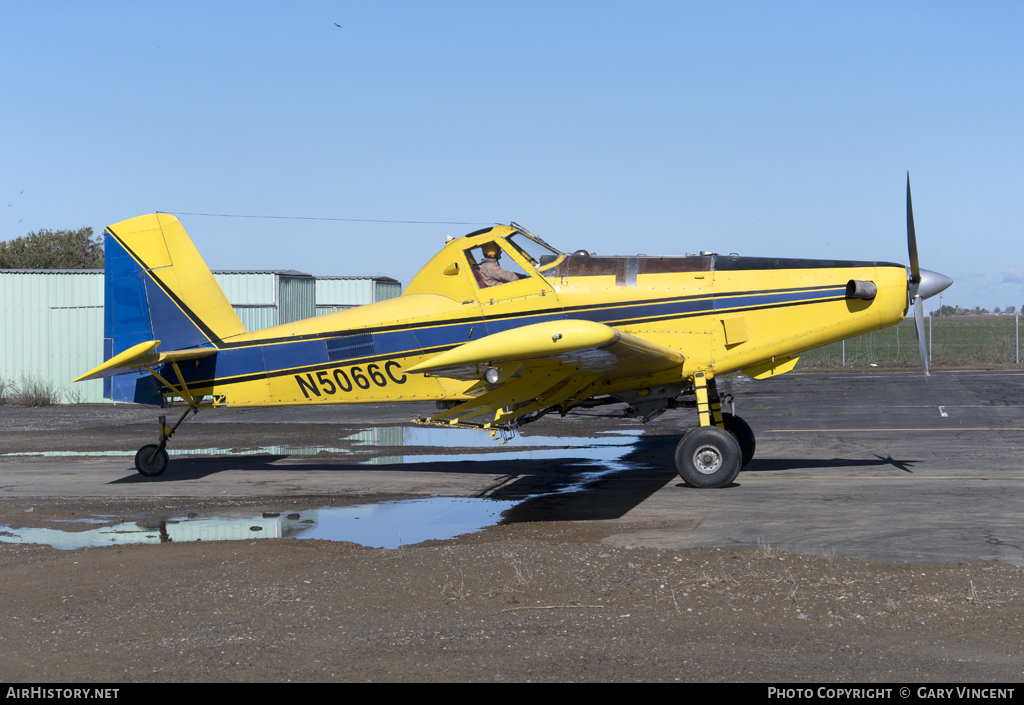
left=135, top=444, right=169, bottom=477
left=720, top=412, right=756, bottom=469
left=674, top=426, right=742, bottom=488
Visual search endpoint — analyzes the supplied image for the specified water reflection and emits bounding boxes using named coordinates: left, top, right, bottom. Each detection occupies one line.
left=0, top=427, right=643, bottom=550
left=0, top=498, right=519, bottom=550
left=2, top=426, right=640, bottom=465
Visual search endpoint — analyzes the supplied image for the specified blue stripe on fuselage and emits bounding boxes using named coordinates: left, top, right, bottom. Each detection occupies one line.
left=168, top=286, right=843, bottom=387
left=567, top=298, right=708, bottom=324
left=261, top=339, right=328, bottom=373
left=372, top=329, right=423, bottom=356
left=712, top=287, right=846, bottom=311
left=482, top=312, right=564, bottom=336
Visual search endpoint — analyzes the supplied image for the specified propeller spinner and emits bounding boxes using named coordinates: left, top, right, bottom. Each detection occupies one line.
left=906, top=173, right=954, bottom=378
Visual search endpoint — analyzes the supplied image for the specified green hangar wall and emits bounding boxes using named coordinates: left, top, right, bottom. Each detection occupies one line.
left=0, top=270, right=401, bottom=404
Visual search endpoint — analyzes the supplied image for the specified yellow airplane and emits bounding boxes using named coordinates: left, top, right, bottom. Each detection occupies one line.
left=75, top=176, right=952, bottom=487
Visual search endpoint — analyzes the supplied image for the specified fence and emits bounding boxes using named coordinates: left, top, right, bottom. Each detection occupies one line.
left=800, top=316, right=1021, bottom=369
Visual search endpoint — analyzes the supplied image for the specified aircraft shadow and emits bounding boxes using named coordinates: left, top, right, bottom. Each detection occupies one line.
left=495, top=435, right=680, bottom=523
left=744, top=454, right=919, bottom=474
left=108, top=455, right=602, bottom=483
left=496, top=447, right=922, bottom=523
left=107, top=436, right=682, bottom=522
left=106, top=439, right=918, bottom=524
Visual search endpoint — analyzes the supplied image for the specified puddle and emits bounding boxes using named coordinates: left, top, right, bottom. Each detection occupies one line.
left=2, top=427, right=640, bottom=465
left=0, top=426, right=645, bottom=550
left=0, top=498, right=518, bottom=551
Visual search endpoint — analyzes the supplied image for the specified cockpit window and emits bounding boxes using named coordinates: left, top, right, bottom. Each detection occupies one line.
left=506, top=234, right=562, bottom=272
left=509, top=222, right=563, bottom=258
left=466, top=241, right=534, bottom=289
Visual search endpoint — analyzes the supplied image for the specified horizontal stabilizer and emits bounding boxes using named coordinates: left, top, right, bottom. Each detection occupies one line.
left=73, top=340, right=217, bottom=382
left=406, top=319, right=683, bottom=381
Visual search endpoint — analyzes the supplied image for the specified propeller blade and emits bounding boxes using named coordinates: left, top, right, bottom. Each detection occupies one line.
left=914, top=295, right=930, bottom=379
left=905, top=174, right=951, bottom=380
left=907, top=173, right=921, bottom=283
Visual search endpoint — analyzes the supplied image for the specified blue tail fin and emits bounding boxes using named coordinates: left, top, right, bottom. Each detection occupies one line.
left=103, top=214, right=245, bottom=403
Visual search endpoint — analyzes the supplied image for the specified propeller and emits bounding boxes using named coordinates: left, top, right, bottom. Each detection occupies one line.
left=906, top=173, right=953, bottom=379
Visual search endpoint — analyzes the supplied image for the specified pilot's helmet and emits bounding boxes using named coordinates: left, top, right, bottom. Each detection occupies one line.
left=482, top=242, right=501, bottom=259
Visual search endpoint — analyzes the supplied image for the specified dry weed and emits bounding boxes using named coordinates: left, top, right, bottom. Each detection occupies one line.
left=62, top=384, right=85, bottom=405
left=510, top=559, right=532, bottom=587
left=769, top=567, right=797, bottom=585
left=5, top=376, right=61, bottom=407
left=441, top=569, right=468, bottom=600
left=754, top=537, right=777, bottom=559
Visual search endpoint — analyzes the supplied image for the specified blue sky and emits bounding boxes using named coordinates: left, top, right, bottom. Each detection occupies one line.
left=2, top=1, right=1022, bottom=310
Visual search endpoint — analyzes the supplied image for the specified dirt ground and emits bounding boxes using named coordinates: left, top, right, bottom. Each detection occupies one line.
left=2, top=372, right=1024, bottom=683
left=2, top=502, right=1023, bottom=683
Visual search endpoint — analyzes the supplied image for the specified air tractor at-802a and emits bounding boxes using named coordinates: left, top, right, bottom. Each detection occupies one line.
left=76, top=175, right=951, bottom=486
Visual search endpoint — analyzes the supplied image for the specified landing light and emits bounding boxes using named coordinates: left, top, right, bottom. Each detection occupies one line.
left=484, top=367, right=500, bottom=384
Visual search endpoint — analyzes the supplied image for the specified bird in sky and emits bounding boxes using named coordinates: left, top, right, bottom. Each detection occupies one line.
left=334, top=22, right=342, bottom=28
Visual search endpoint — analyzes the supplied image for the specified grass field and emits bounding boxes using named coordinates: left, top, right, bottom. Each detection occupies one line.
left=799, top=316, right=1023, bottom=369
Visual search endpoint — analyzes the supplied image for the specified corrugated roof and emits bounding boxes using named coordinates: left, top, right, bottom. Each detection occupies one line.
left=212, top=269, right=312, bottom=276
left=316, top=275, right=400, bottom=282
left=0, top=269, right=396, bottom=281
left=0, top=269, right=104, bottom=274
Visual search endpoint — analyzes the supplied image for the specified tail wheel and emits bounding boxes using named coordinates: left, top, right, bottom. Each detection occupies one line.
left=720, top=412, right=756, bottom=468
left=135, top=444, right=169, bottom=477
left=675, top=426, right=741, bottom=488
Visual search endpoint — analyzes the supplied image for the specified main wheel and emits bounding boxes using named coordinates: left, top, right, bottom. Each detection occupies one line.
left=675, top=426, right=742, bottom=488
left=135, top=444, right=169, bottom=477
left=720, top=412, right=756, bottom=469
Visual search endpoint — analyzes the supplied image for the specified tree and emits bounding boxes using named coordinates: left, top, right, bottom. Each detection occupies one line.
left=1008, top=305, right=1016, bottom=314
left=0, top=227, right=103, bottom=269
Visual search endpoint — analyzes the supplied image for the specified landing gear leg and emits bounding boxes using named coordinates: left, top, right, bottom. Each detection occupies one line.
left=132, top=362, right=202, bottom=477
left=133, top=407, right=197, bottom=477
left=675, top=372, right=742, bottom=488
left=707, top=375, right=731, bottom=431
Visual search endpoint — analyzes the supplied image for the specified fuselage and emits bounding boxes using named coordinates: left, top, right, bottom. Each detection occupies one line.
left=161, top=226, right=909, bottom=408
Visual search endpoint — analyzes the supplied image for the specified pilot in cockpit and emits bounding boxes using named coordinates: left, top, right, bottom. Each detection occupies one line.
left=479, top=242, right=533, bottom=287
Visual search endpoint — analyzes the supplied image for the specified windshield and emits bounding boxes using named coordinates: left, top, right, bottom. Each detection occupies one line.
left=507, top=233, right=563, bottom=271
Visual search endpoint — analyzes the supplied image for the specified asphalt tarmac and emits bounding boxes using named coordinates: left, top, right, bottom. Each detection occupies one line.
left=2, top=369, right=1023, bottom=683
left=2, top=370, right=1022, bottom=565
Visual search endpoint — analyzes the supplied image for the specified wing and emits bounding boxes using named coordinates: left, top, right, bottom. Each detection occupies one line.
left=405, top=319, right=684, bottom=426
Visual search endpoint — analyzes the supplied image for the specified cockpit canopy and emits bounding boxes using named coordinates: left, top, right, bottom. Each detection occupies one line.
left=464, top=223, right=563, bottom=269
left=403, top=223, right=564, bottom=300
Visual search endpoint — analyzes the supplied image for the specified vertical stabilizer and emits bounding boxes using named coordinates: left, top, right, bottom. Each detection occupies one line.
left=104, top=213, right=245, bottom=402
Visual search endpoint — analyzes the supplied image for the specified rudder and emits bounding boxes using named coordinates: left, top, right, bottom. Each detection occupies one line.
left=104, top=213, right=245, bottom=402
